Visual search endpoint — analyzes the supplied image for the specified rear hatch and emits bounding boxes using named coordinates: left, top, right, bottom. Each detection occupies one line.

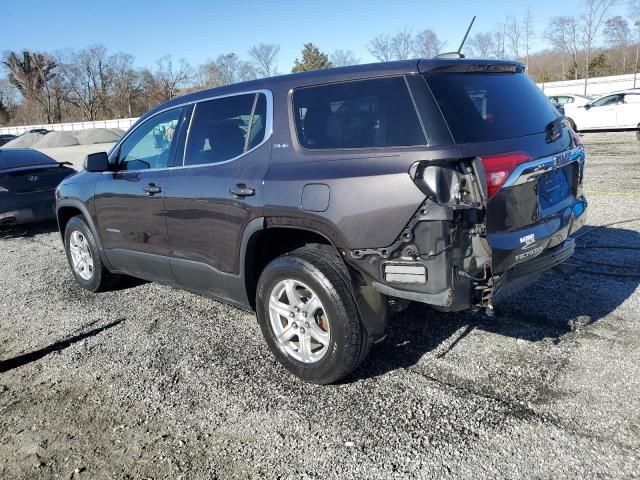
left=0, top=149, right=75, bottom=194
left=421, top=61, right=587, bottom=273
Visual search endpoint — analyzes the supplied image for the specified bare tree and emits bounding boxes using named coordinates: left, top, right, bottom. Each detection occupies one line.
left=214, top=53, right=257, bottom=85
left=523, top=8, right=535, bottom=67
left=248, top=43, right=280, bottom=77
left=492, top=22, right=508, bottom=59
left=56, top=45, right=115, bottom=120
left=414, top=29, right=446, bottom=57
left=110, top=53, right=143, bottom=117
left=330, top=50, right=360, bottom=67
left=580, top=0, right=617, bottom=93
left=546, top=16, right=581, bottom=79
left=604, top=15, right=631, bottom=71
left=466, top=32, right=496, bottom=57
left=506, top=15, right=522, bottom=59
left=154, top=55, right=193, bottom=102
left=368, top=34, right=394, bottom=62
left=391, top=29, right=413, bottom=59
left=3, top=50, right=59, bottom=123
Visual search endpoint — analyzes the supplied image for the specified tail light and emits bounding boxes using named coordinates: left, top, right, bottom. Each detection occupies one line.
left=570, top=129, right=583, bottom=148
left=480, top=152, right=532, bottom=198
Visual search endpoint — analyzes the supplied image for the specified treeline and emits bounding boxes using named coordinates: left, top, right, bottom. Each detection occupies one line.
left=1, top=0, right=638, bottom=126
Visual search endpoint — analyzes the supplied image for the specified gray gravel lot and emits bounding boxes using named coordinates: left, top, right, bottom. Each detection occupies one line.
left=1, top=132, right=639, bottom=479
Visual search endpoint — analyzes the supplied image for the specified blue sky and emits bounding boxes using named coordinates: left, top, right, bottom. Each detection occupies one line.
left=3, top=0, right=630, bottom=72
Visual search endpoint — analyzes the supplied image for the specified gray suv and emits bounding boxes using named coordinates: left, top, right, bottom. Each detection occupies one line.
left=56, top=58, right=587, bottom=384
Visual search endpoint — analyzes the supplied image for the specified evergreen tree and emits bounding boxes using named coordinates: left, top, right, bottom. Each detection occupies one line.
left=292, top=43, right=333, bottom=73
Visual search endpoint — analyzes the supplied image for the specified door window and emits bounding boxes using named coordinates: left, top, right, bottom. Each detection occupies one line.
left=623, top=93, right=640, bottom=104
left=184, top=92, right=268, bottom=166
left=591, top=95, right=621, bottom=107
left=118, top=108, right=182, bottom=170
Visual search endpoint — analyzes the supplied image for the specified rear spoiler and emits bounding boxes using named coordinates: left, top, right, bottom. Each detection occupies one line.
left=418, top=58, right=525, bottom=74
left=0, top=162, right=75, bottom=174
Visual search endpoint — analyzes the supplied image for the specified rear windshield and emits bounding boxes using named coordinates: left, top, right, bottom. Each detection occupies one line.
left=423, top=72, right=559, bottom=143
left=0, top=149, right=57, bottom=170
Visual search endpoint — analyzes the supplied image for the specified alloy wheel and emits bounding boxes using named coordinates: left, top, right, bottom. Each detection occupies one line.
left=268, top=279, right=331, bottom=364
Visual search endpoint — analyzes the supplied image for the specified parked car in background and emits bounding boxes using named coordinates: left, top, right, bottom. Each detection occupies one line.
left=548, top=94, right=594, bottom=112
left=563, top=90, right=640, bottom=133
left=56, top=58, right=587, bottom=384
left=24, top=128, right=50, bottom=135
left=0, top=149, right=75, bottom=227
left=0, top=134, right=17, bottom=147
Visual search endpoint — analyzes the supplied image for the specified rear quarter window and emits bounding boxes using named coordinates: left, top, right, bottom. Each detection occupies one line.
left=424, top=72, right=559, bottom=143
left=292, top=76, right=426, bottom=150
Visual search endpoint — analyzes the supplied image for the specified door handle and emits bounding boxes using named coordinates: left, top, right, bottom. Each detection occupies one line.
left=143, top=183, right=162, bottom=196
left=229, top=183, right=255, bottom=198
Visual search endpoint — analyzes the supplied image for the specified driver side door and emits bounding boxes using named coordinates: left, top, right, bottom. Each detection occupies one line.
left=94, top=106, right=186, bottom=284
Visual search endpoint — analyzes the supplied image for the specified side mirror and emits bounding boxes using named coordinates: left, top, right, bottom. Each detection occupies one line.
left=584, top=104, right=592, bottom=110
left=84, top=152, right=109, bottom=172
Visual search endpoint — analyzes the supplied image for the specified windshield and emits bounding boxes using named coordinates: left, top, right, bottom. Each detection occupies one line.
left=423, top=72, right=559, bottom=144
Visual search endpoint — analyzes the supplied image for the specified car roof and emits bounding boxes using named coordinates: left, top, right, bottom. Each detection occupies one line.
left=141, top=57, right=524, bottom=121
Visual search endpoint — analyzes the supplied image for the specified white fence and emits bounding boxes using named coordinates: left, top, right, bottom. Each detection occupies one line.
left=0, top=117, right=139, bottom=136
left=537, top=73, right=640, bottom=97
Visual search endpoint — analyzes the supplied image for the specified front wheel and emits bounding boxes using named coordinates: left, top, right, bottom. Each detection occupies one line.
left=256, top=246, right=371, bottom=384
left=64, top=216, right=118, bottom=292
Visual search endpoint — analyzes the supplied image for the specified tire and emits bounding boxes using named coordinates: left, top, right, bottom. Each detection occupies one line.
left=256, top=246, right=371, bottom=384
left=636, top=124, right=640, bottom=142
left=566, top=117, right=577, bottom=132
left=64, top=215, right=118, bottom=292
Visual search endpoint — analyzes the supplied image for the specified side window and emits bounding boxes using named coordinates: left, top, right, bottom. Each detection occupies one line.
left=118, top=108, right=182, bottom=170
left=592, top=95, right=620, bottom=107
left=566, top=96, right=575, bottom=104
left=623, top=94, right=640, bottom=104
left=184, top=92, right=267, bottom=166
left=292, top=77, right=426, bottom=149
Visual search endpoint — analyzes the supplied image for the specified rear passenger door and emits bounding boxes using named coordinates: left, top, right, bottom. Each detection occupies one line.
left=617, top=93, right=640, bottom=128
left=163, top=91, right=272, bottom=296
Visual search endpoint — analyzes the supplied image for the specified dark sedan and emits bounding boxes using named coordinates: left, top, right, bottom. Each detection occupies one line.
left=0, top=149, right=75, bottom=227
left=0, top=134, right=17, bottom=147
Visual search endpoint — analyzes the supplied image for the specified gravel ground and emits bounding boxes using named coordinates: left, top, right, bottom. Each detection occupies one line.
left=1, top=132, right=639, bottom=479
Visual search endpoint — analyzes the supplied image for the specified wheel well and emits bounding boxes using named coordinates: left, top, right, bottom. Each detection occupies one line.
left=57, top=206, right=83, bottom=239
left=245, top=227, right=338, bottom=309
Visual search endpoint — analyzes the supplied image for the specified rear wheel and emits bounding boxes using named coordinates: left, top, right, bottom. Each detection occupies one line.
left=256, top=246, right=371, bottom=384
left=566, top=117, right=577, bottom=132
left=64, top=216, right=118, bottom=292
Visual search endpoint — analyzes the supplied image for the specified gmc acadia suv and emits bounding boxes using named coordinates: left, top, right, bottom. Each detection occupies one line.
left=56, top=59, right=587, bottom=384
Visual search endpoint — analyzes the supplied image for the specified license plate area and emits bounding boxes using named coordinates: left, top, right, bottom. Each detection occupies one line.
left=538, top=163, right=576, bottom=210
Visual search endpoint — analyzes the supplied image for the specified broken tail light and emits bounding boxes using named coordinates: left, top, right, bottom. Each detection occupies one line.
left=480, top=152, right=532, bottom=198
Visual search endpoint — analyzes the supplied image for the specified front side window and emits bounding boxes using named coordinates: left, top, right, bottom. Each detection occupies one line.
left=118, top=108, right=182, bottom=170
left=184, top=92, right=267, bottom=166
left=591, top=95, right=621, bottom=107
left=292, top=77, right=426, bottom=150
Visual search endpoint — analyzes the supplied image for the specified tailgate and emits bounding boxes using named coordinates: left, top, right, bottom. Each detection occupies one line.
left=422, top=67, right=587, bottom=274
left=0, top=165, right=75, bottom=194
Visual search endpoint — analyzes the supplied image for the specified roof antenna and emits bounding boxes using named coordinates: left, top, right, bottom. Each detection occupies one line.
left=457, top=16, right=476, bottom=54
left=435, top=16, right=476, bottom=59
